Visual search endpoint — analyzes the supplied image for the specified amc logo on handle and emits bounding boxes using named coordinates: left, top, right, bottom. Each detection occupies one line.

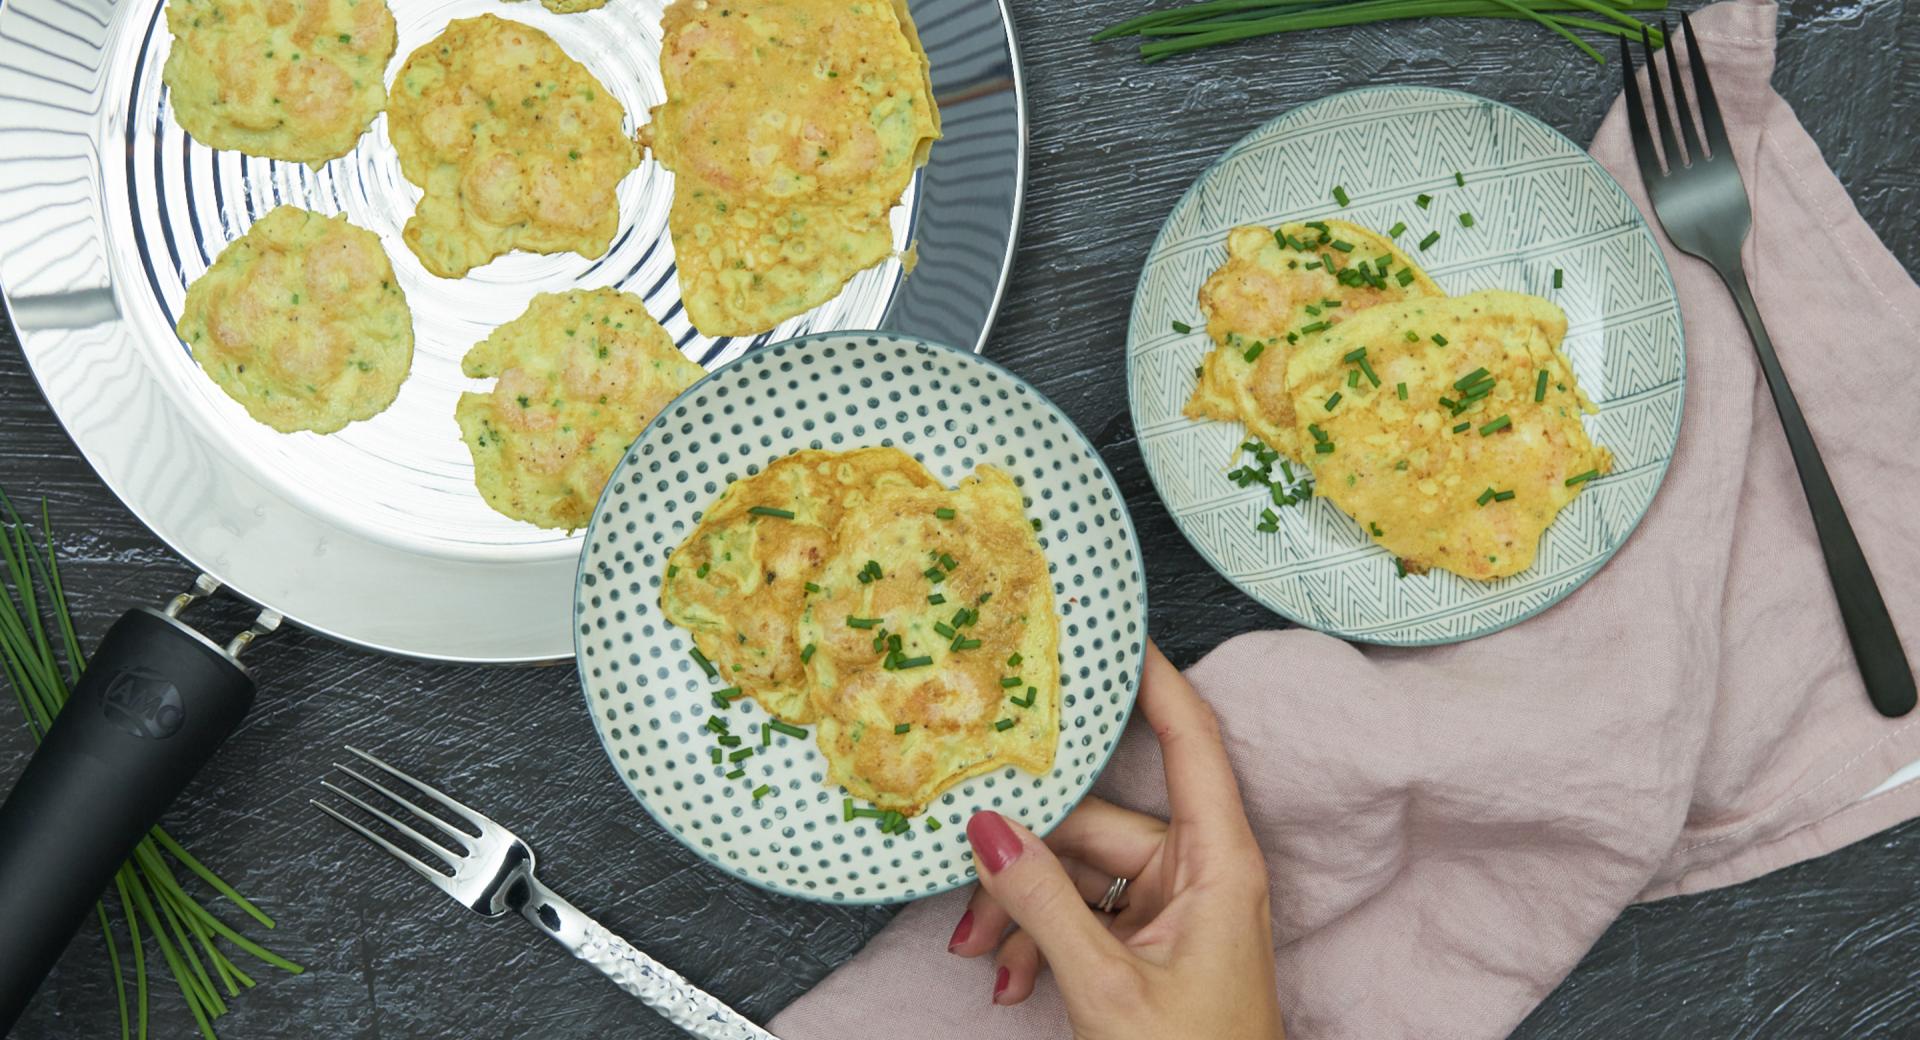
left=99, top=668, right=186, bottom=740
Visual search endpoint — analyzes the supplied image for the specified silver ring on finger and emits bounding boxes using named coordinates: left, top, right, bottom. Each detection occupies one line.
left=1095, top=876, right=1130, bottom=914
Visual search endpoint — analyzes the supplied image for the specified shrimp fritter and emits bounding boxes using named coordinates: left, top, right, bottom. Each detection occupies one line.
left=456, top=288, right=704, bottom=530
left=644, top=0, right=941, bottom=335
left=388, top=15, right=639, bottom=278
left=163, top=0, right=396, bottom=164
left=176, top=206, right=412, bottom=433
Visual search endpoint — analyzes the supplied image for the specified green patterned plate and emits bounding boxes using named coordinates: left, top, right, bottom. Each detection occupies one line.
left=1128, top=86, right=1684, bottom=645
left=576, top=333, right=1146, bottom=903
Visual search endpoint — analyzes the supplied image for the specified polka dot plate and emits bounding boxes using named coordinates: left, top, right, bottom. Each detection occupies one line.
left=575, top=333, right=1147, bottom=903
left=1128, top=86, right=1685, bottom=645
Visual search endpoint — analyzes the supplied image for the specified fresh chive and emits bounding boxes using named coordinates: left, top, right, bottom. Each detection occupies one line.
left=894, top=723, right=911, bottom=734
left=1171, top=320, right=1192, bottom=334
left=800, top=642, right=816, bottom=663
left=850, top=807, right=884, bottom=820
left=696, top=562, right=710, bottom=579
left=1453, top=368, right=1490, bottom=390
left=1479, top=415, right=1512, bottom=436
left=1458, top=212, right=1474, bottom=228
left=1309, top=424, right=1327, bottom=443
left=1453, top=421, right=1471, bottom=434
left=1535, top=370, right=1550, bottom=401
left=804, top=581, right=821, bottom=593
left=927, top=593, right=946, bottom=605
left=939, top=553, right=958, bottom=571
left=767, top=719, right=808, bottom=739
left=1007, top=652, right=1023, bottom=667
left=704, top=716, right=729, bottom=735
left=729, top=747, right=755, bottom=763
left=1347, top=368, right=1361, bottom=388
left=726, top=768, right=746, bottom=780
left=710, top=748, right=722, bottom=764
left=1477, top=487, right=1497, bottom=506
left=1494, top=490, right=1517, bottom=502
left=717, top=734, right=741, bottom=747
left=1565, top=469, right=1600, bottom=487
left=1369, top=521, right=1384, bottom=536
left=1324, top=391, right=1343, bottom=410
left=846, top=616, right=880, bottom=629
left=1330, top=240, right=1355, bottom=253
left=689, top=647, right=716, bottom=678
left=926, top=817, right=943, bottom=832
left=1416, top=193, right=1432, bottom=209
left=1332, top=185, right=1350, bottom=207
left=1396, top=268, right=1415, bottom=287
left=1242, top=341, right=1266, bottom=363
left=843, top=798, right=856, bottom=821
left=1314, top=442, right=1335, bottom=454
left=1431, top=333, right=1448, bottom=346
left=1389, top=221, right=1407, bottom=238
left=923, top=567, right=945, bottom=583
left=1299, top=321, right=1331, bottom=335
left=993, top=718, right=1015, bottom=732
left=1030, top=518, right=1042, bottom=532
left=752, top=785, right=772, bottom=800
left=762, top=725, right=772, bottom=747
left=1396, top=382, right=1408, bottom=400
left=1000, top=676, right=1023, bottom=688
left=1342, top=347, right=1368, bottom=363
left=667, top=565, right=679, bottom=577
left=748, top=506, right=796, bottom=519
left=712, top=695, right=732, bottom=710
left=952, top=637, right=982, bottom=651
left=935, top=507, right=956, bottom=520
left=1554, top=268, right=1564, bottom=289
left=1418, top=231, right=1440, bottom=251
left=1454, top=171, right=1466, bottom=187
left=1404, top=330, right=1419, bottom=343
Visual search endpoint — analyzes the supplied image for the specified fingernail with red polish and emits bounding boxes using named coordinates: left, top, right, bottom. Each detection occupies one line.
left=947, top=910, right=973, bottom=952
left=991, top=966, right=1010, bottom=1004
left=966, top=811, right=1023, bottom=874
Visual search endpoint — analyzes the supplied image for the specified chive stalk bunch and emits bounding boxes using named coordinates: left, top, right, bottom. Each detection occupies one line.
left=0, top=492, right=302, bottom=1039
left=1094, top=0, right=1668, bottom=63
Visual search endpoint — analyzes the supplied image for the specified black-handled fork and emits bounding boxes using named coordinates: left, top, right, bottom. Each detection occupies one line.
left=1621, top=16, right=1913, bottom=718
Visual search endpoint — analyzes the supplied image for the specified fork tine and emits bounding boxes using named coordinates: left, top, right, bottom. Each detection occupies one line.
left=1681, top=12, right=1732, bottom=159
left=1658, top=19, right=1701, bottom=163
left=346, top=745, right=492, bottom=835
left=314, top=800, right=457, bottom=892
left=1619, top=35, right=1662, bottom=187
left=1640, top=25, right=1680, bottom=170
left=321, top=780, right=465, bottom=868
left=334, top=762, right=476, bottom=847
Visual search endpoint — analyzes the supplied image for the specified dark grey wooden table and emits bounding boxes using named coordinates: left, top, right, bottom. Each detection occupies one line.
left=4, top=1, right=1916, bottom=1037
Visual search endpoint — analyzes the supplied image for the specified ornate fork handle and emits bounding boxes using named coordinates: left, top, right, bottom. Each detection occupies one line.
left=519, top=876, right=780, bottom=1040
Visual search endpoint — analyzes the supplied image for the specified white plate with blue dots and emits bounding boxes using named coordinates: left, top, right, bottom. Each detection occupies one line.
left=574, top=332, right=1148, bottom=904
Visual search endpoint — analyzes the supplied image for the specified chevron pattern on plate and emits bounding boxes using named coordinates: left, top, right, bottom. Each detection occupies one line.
left=1127, top=86, right=1685, bottom=646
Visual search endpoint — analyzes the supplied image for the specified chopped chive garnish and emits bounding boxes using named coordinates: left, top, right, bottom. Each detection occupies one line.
left=843, top=798, right=855, bottom=821
left=1553, top=268, right=1564, bottom=289
left=1330, top=240, right=1355, bottom=253
left=1299, top=321, right=1331, bottom=335
left=1418, top=231, right=1441, bottom=251
left=1453, top=368, right=1490, bottom=389
left=923, top=566, right=945, bottom=582
left=800, top=642, right=816, bottom=663
left=952, top=637, right=982, bottom=651
left=935, top=507, right=956, bottom=520
left=999, top=676, right=1023, bottom=688
left=1341, top=347, right=1368, bottom=363
left=1404, top=330, right=1419, bottom=343
left=717, top=734, right=741, bottom=747
left=712, top=694, right=730, bottom=710
left=726, top=768, right=746, bottom=780
left=933, top=621, right=956, bottom=638
left=667, top=565, right=678, bottom=577
left=1389, top=221, right=1407, bottom=238
left=1347, top=369, right=1361, bottom=388
left=850, top=807, right=884, bottom=820
left=993, top=718, right=1015, bottom=732
left=1370, top=522, right=1384, bottom=536
left=710, top=748, right=722, bottom=764
left=1396, top=382, right=1408, bottom=400
left=748, top=506, right=796, bottom=519
left=1305, top=304, right=1322, bottom=317
left=1535, top=370, right=1549, bottom=402
left=1458, top=212, right=1474, bottom=228
left=1479, top=415, right=1512, bottom=436
left=716, top=686, right=744, bottom=701
left=696, top=562, right=710, bottom=579
left=1453, top=421, right=1471, bottom=434
left=939, top=553, right=958, bottom=571
left=893, top=723, right=912, bottom=735
left=1395, top=559, right=1408, bottom=578
left=1242, top=341, right=1266, bottom=363
left=1321, top=252, right=1337, bottom=273
left=1396, top=268, right=1415, bottom=287
left=1431, top=333, right=1448, bottom=346
left=1416, top=193, right=1432, bottom=209
left=704, top=717, right=729, bottom=735
left=767, top=719, right=808, bottom=739
left=752, top=784, right=772, bottom=800
left=1454, top=171, right=1465, bottom=186
left=690, top=647, right=717, bottom=678
left=846, top=615, right=880, bottom=629
left=804, top=581, right=821, bottom=593
left=1439, top=397, right=1457, bottom=410
left=1324, top=391, right=1343, bottom=410
left=1007, top=652, right=1023, bottom=667
left=762, top=725, right=772, bottom=747
left=926, top=817, right=942, bottom=832
left=1309, top=424, right=1327, bottom=443
left=1565, top=469, right=1600, bottom=487
left=1332, top=185, right=1350, bottom=207
left=1030, top=518, right=1042, bottom=532
left=1171, top=320, right=1192, bottom=334
left=1305, top=220, right=1330, bottom=238
left=1477, top=487, right=1497, bottom=506
left=729, top=747, right=755, bottom=762
left=1314, top=442, right=1335, bottom=454
left=1492, top=490, right=1515, bottom=502
left=927, top=593, right=946, bottom=605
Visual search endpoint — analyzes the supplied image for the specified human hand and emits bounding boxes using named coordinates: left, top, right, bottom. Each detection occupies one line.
left=948, top=641, right=1283, bottom=1040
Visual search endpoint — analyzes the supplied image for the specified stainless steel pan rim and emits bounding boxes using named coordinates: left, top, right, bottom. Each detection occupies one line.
left=0, top=0, right=1025, bottom=663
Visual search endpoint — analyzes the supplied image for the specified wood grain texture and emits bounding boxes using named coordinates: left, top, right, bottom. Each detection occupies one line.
left=2, top=0, right=1915, bottom=1036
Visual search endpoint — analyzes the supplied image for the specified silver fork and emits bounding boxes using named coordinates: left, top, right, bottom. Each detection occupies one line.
left=315, top=747, right=779, bottom=1040
left=1622, top=16, right=1914, bottom=718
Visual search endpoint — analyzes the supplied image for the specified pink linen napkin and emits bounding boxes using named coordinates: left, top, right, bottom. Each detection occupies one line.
left=772, top=3, right=1920, bottom=1037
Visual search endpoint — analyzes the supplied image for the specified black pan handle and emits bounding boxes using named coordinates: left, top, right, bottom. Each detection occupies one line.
left=0, top=607, right=256, bottom=1032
